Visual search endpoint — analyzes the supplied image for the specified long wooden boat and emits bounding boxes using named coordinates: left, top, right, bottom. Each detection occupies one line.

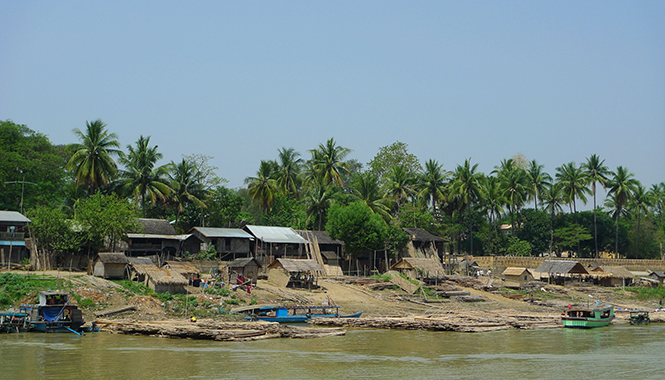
left=19, top=291, right=96, bottom=335
left=562, top=305, right=614, bottom=328
left=234, top=305, right=363, bottom=323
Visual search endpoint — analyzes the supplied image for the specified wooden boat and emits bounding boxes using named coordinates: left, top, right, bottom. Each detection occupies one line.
left=562, top=305, right=614, bottom=328
left=629, top=310, right=650, bottom=325
left=19, top=291, right=95, bottom=335
left=233, top=304, right=363, bottom=323
left=0, top=311, right=30, bottom=333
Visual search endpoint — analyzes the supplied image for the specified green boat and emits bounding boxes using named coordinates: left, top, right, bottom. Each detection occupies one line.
left=562, top=305, right=614, bottom=328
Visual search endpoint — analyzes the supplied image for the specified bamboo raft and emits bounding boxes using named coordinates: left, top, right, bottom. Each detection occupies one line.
left=96, top=319, right=346, bottom=341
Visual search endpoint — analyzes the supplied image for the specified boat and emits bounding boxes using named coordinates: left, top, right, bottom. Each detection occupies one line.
left=0, top=311, right=30, bottom=333
left=233, top=304, right=363, bottom=323
left=629, top=310, right=650, bottom=325
left=19, top=291, right=96, bottom=335
left=561, top=304, right=614, bottom=328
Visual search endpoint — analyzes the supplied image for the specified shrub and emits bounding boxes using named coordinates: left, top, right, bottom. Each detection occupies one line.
left=78, top=298, right=96, bottom=308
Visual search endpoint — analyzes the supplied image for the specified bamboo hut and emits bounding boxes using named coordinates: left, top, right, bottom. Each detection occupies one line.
left=267, top=258, right=323, bottom=289
left=534, top=260, right=588, bottom=285
left=502, top=267, right=534, bottom=285
left=589, top=266, right=634, bottom=287
left=390, top=258, right=445, bottom=280
left=163, top=261, right=200, bottom=282
left=126, top=257, right=158, bottom=282
left=145, top=268, right=188, bottom=294
left=228, top=258, right=262, bottom=285
left=91, top=252, right=128, bottom=279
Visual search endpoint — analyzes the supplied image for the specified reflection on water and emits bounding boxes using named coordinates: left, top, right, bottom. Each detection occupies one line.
left=2, top=325, right=665, bottom=379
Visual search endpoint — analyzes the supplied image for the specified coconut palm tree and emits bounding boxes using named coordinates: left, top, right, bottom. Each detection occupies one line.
left=308, top=138, right=351, bottom=187
left=542, top=182, right=565, bottom=254
left=607, top=166, right=639, bottom=258
left=555, top=162, right=590, bottom=216
left=581, top=154, right=611, bottom=259
left=275, top=147, right=303, bottom=199
left=650, top=183, right=665, bottom=228
left=169, top=158, right=206, bottom=231
left=451, top=159, right=483, bottom=255
left=631, top=184, right=652, bottom=259
left=384, top=165, right=416, bottom=221
left=494, top=159, right=527, bottom=235
left=480, top=176, right=506, bottom=254
left=417, top=159, right=449, bottom=215
left=119, top=136, right=173, bottom=218
left=67, top=119, right=121, bottom=192
left=352, top=172, right=391, bottom=221
left=304, top=178, right=334, bottom=230
left=526, top=159, right=551, bottom=211
left=244, top=160, right=279, bottom=212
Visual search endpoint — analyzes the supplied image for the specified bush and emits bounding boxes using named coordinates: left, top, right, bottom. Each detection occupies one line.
left=0, top=273, right=60, bottom=307
left=152, top=292, right=173, bottom=302
left=113, top=280, right=154, bottom=296
left=78, top=298, right=96, bottom=308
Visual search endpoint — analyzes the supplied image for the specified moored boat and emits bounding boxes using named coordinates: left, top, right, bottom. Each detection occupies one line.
left=562, top=305, right=614, bottom=328
left=629, top=310, right=650, bottom=325
left=19, top=291, right=95, bottom=335
left=0, top=311, right=30, bottom=333
left=233, top=304, right=363, bottom=323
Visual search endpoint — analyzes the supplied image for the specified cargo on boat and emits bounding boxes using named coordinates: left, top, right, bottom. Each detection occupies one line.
left=233, top=304, right=362, bottom=323
left=16, top=291, right=97, bottom=335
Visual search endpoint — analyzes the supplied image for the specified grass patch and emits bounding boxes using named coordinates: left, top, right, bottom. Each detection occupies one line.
left=78, top=298, right=96, bottom=309
left=624, top=286, right=665, bottom=300
left=371, top=274, right=391, bottom=282
left=0, top=273, right=63, bottom=307
left=113, top=280, right=154, bottom=296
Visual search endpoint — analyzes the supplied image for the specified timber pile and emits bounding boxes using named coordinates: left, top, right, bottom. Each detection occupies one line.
left=96, top=319, right=346, bottom=341
left=310, top=310, right=561, bottom=333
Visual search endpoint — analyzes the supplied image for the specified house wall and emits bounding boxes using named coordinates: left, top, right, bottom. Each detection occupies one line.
left=93, top=261, right=105, bottom=277
left=504, top=273, right=533, bottom=283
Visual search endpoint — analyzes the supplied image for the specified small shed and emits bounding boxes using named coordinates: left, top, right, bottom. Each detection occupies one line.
left=92, top=252, right=128, bottom=279
left=390, top=258, right=445, bottom=279
left=145, top=268, right=188, bottom=294
left=126, top=257, right=158, bottom=282
left=163, top=261, right=200, bottom=282
left=534, top=260, right=588, bottom=285
left=402, top=228, right=448, bottom=258
left=648, top=271, right=665, bottom=284
left=502, top=267, right=534, bottom=284
left=590, top=266, right=634, bottom=287
left=267, top=258, right=323, bottom=289
left=228, top=258, right=262, bottom=285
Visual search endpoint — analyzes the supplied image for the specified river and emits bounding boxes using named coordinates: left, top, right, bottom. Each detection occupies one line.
left=1, top=324, right=665, bottom=379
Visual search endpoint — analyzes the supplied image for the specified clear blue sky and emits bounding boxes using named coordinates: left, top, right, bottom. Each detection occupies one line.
left=2, top=1, right=664, bottom=198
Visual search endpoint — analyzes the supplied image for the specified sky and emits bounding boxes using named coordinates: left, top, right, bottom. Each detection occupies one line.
left=1, top=1, right=664, bottom=200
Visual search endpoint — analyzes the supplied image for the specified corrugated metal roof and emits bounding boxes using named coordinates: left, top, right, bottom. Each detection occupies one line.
left=0, top=240, right=26, bottom=246
left=191, top=227, right=253, bottom=239
left=0, top=211, right=31, bottom=223
left=535, top=260, right=588, bottom=275
left=245, top=225, right=307, bottom=244
left=127, top=233, right=197, bottom=241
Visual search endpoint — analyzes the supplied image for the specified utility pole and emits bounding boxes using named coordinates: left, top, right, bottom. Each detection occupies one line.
left=4, top=177, right=37, bottom=214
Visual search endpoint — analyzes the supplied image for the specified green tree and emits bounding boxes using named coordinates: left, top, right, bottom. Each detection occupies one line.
left=27, top=207, right=83, bottom=269
left=304, top=178, right=334, bottom=230
left=308, top=138, right=352, bottom=187
left=263, top=194, right=307, bottom=229
left=367, top=141, right=421, bottom=186
left=0, top=120, right=67, bottom=210
left=417, top=159, right=449, bottom=215
left=351, top=172, right=391, bottom=220
left=169, top=158, right=206, bottom=231
left=326, top=202, right=388, bottom=259
left=67, top=119, right=121, bottom=192
left=384, top=165, right=416, bottom=219
left=245, top=160, right=279, bottom=212
left=516, top=209, right=550, bottom=256
left=607, top=166, right=639, bottom=257
left=451, top=159, right=483, bottom=255
left=203, top=186, right=246, bottom=228
left=526, top=159, right=551, bottom=211
left=555, top=161, right=590, bottom=216
left=75, top=192, right=138, bottom=255
left=552, top=224, right=592, bottom=255
left=506, top=237, right=532, bottom=256
left=275, top=147, right=303, bottom=199
left=480, top=176, right=506, bottom=254
left=649, top=182, right=665, bottom=229
left=581, top=154, right=611, bottom=259
left=494, top=159, right=527, bottom=235
left=631, top=184, right=652, bottom=259
left=119, top=136, right=173, bottom=218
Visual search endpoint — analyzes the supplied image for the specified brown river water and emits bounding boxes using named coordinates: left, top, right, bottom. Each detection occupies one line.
left=1, top=324, right=665, bottom=379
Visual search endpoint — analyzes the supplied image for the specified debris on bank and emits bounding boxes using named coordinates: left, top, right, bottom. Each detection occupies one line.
left=96, top=319, right=346, bottom=341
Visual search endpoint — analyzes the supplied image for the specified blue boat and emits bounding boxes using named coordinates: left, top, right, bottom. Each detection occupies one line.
left=234, top=304, right=363, bottom=323
left=0, top=311, right=30, bottom=333
left=19, top=291, right=96, bottom=335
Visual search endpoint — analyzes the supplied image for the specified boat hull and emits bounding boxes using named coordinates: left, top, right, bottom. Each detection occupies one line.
left=562, top=305, right=614, bottom=328
left=561, top=317, right=614, bottom=328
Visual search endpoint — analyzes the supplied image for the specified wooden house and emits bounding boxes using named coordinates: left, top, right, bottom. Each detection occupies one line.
left=227, top=258, right=262, bottom=285
left=390, top=258, right=445, bottom=279
left=402, top=228, right=448, bottom=258
left=245, top=225, right=308, bottom=263
left=163, top=261, right=200, bottom=282
left=145, top=268, right=188, bottom=293
left=91, top=252, right=128, bottom=279
left=502, top=267, right=534, bottom=285
left=267, top=258, right=323, bottom=289
left=590, top=266, right=634, bottom=287
left=0, top=210, right=31, bottom=267
left=648, top=271, right=665, bottom=284
left=534, top=260, right=588, bottom=285
left=188, top=227, right=253, bottom=259
left=126, top=256, right=158, bottom=282
left=126, top=218, right=202, bottom=258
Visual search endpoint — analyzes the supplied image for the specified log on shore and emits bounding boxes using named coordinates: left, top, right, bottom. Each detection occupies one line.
left=95, top=306, right=137, bottom=317
left=96, top=319, right=346, bottom=341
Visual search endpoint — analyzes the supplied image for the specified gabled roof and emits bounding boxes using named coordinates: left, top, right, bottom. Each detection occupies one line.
left=136, top=218, right=176, bottom=235
left=502, top=267, right=532, bottom=276
left=189, top=227, right=253, bottom=239
left=96, top=252, right=128, bottom=264
left=403, top=228, right=448, bottom=242
left=127, top=233, right=200, bottom=242
left=321, top=251, right=339, bottom=260
left=596, top=266, right=634, bottom=278
left=390, top=258, right=445, bottom=273
left=0, top=210, right=31, bottom=223
left=649, top=271, right=665, bottom=278
left=163, top=261, right=199, bottom=275
left=535, top=260, right=588, bottom=275
left=267, top=258, right=323, bottom=273
left=228, top=258, right=262, bottom=268
left=127, top=257, right=155, bottom=265
left=295, top=230, right=344, bottom=245
left=146, top=268, right=188, bottom=285
left=245, top=225, right=307, bottom=244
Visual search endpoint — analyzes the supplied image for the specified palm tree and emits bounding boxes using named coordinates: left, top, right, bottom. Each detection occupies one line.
left=494, top=159, right=527, bottom=235
left=352, top=172, right=391, bottom=220
left=451, top=159, right=483, bottom=255
left=244, top=160, right=279, bottom=212
left=542, top=182, right=565, bottom=254
left=384, top=165, right=416, bottom=221
left=308, top=138, right=351, bottom=187
left=120, top=136, right=173, bottom=218
left=526, top=159, right=551, bottom=211
left=555, top=162, right=590, bottom=216
left=581, top=154, right=611, bottom=259
left=631, top=184, right=652, bottom=259
left=275, top=147, right=303, bottom=199
left=650, top=183, right=665, bottom=228
left=67, top=119, right=121, bottom=192
left=607, top=166, right=639, bottom=258
left=169, top=159, right=206, bottom=231
left=304, top=178, right=334, bottom=230
left=417, top=159, right=449, bottom=215
left=480, top=176, right=506, bottom=254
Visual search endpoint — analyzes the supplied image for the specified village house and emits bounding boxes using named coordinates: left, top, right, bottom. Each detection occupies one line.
left=188, top=227, right=253, bottom=260
left=145, top=268, right=188, bottom=293
left=589, top=266, right=634, bottom=287
left=227, top=257, right=262, bottom=285
left=267, top=258, right=323, bottom=289
left=501, top=267, right=534, bottom=285
left=534, top=260, right=588, bottom=285
left=648, top=271, right=665, bottom=284
left=402, top=228, right=448, bottom=259
left=163, top=261, right=200, bottom=283
left=125, top=218, right=202, bottom=258
left=91, top=252, right=128, bottom=280
left=126, top=256, right=159, bottom=283
left=0, top=210, right=31, bottom=267
left=244, top=225, right=308, bottom=265
left=390, top=257, right=446, bottom=280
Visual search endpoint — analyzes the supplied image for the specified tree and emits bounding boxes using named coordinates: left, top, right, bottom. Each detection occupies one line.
left=631, top=184, right=652, bottom=259
left=541, top=182, right=565, bottom=254
left=27, top=207, right=83, bottom=269
left=304, top=178, right=334, bottom=230
left=0, top=120, right=67, bottom=210
left=351, top=172, right=391, bottom=220
left=245, top=160, right=279, bottom=212
left=75, top=192, right=138, bottom=254
left=367, top=141, right=421, bottom=186
left=119, top=136, right=173, bottom=218
left=506, top=237, right=532, bottom=256
left=552, top=224, right=592, bottom=255
left=516, top=209, right=550, bottom=256
left=649, top=183, right=665, bottom=230
left=67, top=119, right=121, bottom=192
left=451, top=159, right=483, bottom=255
left=525, top=159, right=551, bottom=211
left=494, top=159, right=527, bottom=235
left=581, top=154, right=610, bottom=259
left=326, top=202, right=387, bottom=260
left=479, top=176, right=506, bottom=254
left=607, top=166, right=638, bottom=257
left=169, top=158, right=206, bottom=231
left=308, top=138, right=352, bottom=187
left=275, top=147, right=303, bottom=198
left=555, top=161, right=590, bottom=216
left=263, top=194, right=307, bottom=229
left=203, top=186, right=246, bottom=228
left=417, top=159, right=449, bottom=214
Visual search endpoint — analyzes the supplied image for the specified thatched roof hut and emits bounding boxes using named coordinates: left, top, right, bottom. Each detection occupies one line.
left=126, top=257, right=159, bottom=282
left=136, top=218, right=176, bottom=235
left=390, top=258, right=445, bottom=279
left=91, top=252, right=128, bottom=279
left=589, top=266, right=633, bottom=287
left=228, top=258, right=262, bottom=285
left=534, top=260, right=587, bottom=284
left=145, top=268, right=188, bottom=294
left=267, top=258, right=323, bottom=274
left=163, top=261, right=200, bottom=281
left=502, top=267, right=534, bottom=284
left=267, top=258, right=323, bottom=289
